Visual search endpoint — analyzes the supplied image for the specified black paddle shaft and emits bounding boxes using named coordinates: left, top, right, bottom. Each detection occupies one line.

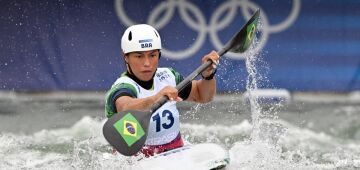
left=150, top=9, right=260, bottom=113
left=150, top=48, right=227, bottom=113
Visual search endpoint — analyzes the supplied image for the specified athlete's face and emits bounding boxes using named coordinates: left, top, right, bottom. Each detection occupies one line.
left=125, top=50, right=160, bottom=81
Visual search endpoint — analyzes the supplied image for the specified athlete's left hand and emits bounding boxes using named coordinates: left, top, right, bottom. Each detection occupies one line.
left=201, top=50, right=219, bottom=78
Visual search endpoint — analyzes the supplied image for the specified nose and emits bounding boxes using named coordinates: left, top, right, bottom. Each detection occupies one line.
left=143, top=56, right=150, bottom=66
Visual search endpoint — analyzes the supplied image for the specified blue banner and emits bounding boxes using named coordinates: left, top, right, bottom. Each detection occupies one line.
left=0, top=0, right=359, bottom=92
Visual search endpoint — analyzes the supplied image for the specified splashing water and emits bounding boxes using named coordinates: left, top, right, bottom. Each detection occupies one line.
left=1, top=105, right=360, bottom=170
left=226, top=20, right=360, bottom=170
left=233, top=20, right=298, bottom=169
left=242, top=20, right=280, bottom=143
left=245, top=34, right=263, bottom=142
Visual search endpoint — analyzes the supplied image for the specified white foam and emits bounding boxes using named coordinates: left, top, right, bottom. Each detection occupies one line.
left=1, top=116, right=360, bottom=169
left=32, top=116, right=107, bottom=144
left=229, top=140, right=298, bottom=170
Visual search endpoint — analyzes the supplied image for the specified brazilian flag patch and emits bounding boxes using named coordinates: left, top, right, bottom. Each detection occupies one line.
left=113, top=113, right=145, bottom=147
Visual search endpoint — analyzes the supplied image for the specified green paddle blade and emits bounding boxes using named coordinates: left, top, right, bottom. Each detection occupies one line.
left=103, top=110, right=152, bottom=156
left=227, top=9, right=260, bottom=53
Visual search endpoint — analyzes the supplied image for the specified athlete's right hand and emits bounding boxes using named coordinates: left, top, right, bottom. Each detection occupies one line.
left=157, top=86, right=183, bottom=102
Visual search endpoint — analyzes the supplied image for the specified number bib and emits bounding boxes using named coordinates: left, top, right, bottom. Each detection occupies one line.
left=109, top=68, right=181, bottom=146
left=146, top=102, right=180, bottom=145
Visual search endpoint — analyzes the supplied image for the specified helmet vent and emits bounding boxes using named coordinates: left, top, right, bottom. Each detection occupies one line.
left=154, top=31, right=159, bottom=38
left=128, top=31, right=132, bottom=41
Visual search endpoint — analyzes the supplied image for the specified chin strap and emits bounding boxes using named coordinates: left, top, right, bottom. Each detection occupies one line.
left=124, top=54, right=134, bottom=75
left=126, top=62, right=134, bottom=75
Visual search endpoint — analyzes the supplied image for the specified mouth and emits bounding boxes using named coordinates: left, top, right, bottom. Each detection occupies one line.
left=141, top=70, right=153, bottom=75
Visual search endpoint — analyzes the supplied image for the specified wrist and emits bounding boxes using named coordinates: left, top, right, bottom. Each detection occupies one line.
left=201, top=69, right=217, bottom=80
left=152, top=93, right=161, bottom=103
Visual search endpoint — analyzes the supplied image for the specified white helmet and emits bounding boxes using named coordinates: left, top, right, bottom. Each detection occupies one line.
left=121, top=24, right=162, bottom=54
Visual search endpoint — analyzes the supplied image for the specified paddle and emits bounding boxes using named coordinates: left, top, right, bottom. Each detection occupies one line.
left=103, top=9, right=260, bottom=156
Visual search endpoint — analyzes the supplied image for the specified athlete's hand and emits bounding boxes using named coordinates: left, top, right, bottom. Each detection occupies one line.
left=201, top=51, right=219, bottom=78
left=157, top=86, right=183, bottom=102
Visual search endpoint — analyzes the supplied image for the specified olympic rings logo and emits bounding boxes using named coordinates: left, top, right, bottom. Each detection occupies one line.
left=115, top=0, right=301, bottom=60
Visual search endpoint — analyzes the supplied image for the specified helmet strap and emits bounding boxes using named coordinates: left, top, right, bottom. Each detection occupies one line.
left=124, top=54, right=134, bottom=75
left=126, top=63, right=134, bottom=75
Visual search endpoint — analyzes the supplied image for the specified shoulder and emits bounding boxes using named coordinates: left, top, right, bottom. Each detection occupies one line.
left=156, top=67, right=182, bottom=85
left=113, top=73, right=133, bottom=86
left=105, top=73, right=138, bottom=118
left=107, top=73, right=140, bottom=98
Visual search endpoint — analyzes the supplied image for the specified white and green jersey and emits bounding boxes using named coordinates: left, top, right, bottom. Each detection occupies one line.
left=105, top=67, right=185, bottom=146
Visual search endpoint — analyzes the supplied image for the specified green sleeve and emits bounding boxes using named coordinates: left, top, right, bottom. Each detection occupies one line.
left=104, top=83, right=138, bottom=118
left=168, top=67, right=182, bottom=85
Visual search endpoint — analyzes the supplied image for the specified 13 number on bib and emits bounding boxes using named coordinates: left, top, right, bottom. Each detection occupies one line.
left=152, top=110, right=174, bottom=132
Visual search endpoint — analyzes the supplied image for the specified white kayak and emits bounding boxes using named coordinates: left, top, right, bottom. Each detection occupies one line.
left=136, top=143, right=229, bottom=170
